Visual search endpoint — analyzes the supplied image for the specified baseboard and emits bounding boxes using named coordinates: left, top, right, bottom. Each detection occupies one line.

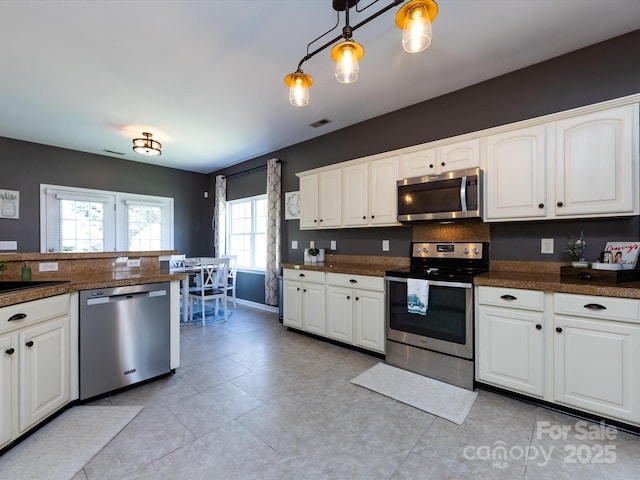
left=234, top=297, right=278, bottom=313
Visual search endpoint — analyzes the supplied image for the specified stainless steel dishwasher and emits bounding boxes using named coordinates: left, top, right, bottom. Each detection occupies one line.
left=79, top=282, right=171, bottom=400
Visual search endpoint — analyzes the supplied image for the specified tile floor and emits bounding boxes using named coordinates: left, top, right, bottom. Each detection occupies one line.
left=73, top=304, right=639, bottom=480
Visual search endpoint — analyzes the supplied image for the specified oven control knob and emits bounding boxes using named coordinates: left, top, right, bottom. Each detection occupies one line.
left=464, top=248, right=469, bottom=254
left=473, top=248, right=480, bottom=254
left=415, top=247, right=421, bottom=253
left=422, top=248, right=429, bottom=253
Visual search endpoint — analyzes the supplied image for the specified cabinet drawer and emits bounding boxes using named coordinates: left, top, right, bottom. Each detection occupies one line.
left=326, top=272, right=384, bottom=291
left=477, top=286, right=544, bottom=311
left=0, top=294, right=70, bottom=335
left=554, top=293, right=640, bottom=323
left=283, top=269, right=325, bottom=284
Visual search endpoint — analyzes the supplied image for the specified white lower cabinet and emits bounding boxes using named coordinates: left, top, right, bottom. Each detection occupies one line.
left=284, top=269, right=385, bottom=354
left=0, top=294, right=70, bottom=449
left=553, top=293, right=640, bottom=424
left=283, top=269, right=326, bottom=336
left=476, top=286, right=640, bottom=426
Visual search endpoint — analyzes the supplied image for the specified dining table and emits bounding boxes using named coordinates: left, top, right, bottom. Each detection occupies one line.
left=169, top=263, right=203, bottom=324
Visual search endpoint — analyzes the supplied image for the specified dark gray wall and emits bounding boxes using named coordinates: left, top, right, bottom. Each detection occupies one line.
left=0, top=137, right=213, bottom=255
left=213, top=29, right=640, bottom=267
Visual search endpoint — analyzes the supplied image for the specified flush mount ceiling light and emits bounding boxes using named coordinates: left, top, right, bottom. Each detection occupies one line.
left=132, top=132, right=162, bottom=156
left=284, top=0, right=438, bottom=107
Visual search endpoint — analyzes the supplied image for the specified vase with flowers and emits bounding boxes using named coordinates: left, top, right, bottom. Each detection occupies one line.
left=566, top=231, right=588, bottom=267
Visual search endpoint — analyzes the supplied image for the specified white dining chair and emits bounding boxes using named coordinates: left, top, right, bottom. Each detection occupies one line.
left=221, top=254, right=238, bottom=307
left=188, top=257, right=229, bottom=326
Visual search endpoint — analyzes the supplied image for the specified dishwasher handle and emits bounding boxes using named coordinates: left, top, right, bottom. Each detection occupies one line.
left=86, top=289, right=166, bottom=306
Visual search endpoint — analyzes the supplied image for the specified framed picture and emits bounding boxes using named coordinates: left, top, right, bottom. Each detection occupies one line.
left=603, top=242, right=640, bottom=267
left=0, top=189, right=19, bottom=219
left=285, top=191, right=300, bottom=220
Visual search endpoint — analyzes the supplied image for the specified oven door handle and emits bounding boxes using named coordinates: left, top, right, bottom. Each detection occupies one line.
left=384, top=276, right=472, bottom=289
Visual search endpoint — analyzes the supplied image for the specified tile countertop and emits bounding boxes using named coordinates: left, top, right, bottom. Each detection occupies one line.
left=474, top=269, right=640, bottom=300
left=0, top=270, right=185, bottom=308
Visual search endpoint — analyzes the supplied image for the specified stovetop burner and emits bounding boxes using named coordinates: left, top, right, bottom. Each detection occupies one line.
left=386, top=242, right=489, bottom=282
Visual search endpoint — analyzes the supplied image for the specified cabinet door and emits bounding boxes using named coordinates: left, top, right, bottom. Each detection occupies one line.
left=554, top=315, right=640, bottom=423
left=283, top=281, right=303, bottom=329
left=326, top=286, right=354, bottom=344
left=342, top=164, right=369, bottom=227
left=484, top=125, right=547, bottom=220
left=477, top=306, right=545, bottom=397
left=299, top=174, right=319, bottom=229
left=555, top=105, right=637, bottom=217
left=302, top=283, right=326, bottom=336
left=369, top=156, right=400, bottom=226
left=318, top=170, right=342, bottom=227
left=0, top=333, right=15, bottom=448
left=354, top=290, right=385, bottom=353
left=402, top=148, right=437, bottom=178
left=19, top=317, right=69, bottom=433
left=439, top=139, right=480, bottom=173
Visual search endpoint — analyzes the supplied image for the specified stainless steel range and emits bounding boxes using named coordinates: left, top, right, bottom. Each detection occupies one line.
left=385, top=242, right=489, bottom=390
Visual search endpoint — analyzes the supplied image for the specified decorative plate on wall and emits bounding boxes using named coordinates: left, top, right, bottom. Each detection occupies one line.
left=285, top=191, right=300, bottom=220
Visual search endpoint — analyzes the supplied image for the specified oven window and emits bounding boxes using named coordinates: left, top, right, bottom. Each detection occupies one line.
left=388, top=281, right=468, bottom=344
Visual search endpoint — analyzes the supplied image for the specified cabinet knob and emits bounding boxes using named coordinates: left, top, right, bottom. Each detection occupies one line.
left=538, top=203, right=544, bottom=209
left=362, top=216, right=366, bottom=219
left=500, top=294, right=517, bottom=301
left=5, top=348, right=15, bottom=355
left=441, top=162, right=445, bottom=167
left=429, top=164, right=434, bottom=169
left=303, top=289, right=307, bottom=293
left=536, top=324, right=542, bottom=330
left=25, top=340, right=34, bottom=348
left=349, top=279, right=357, bottom=284
left=299, top=273, right=305, bottom=277
left=313, top=219, right=317, bottom=223
left=8, top=313, right=27, bottom=322
left=371, top=215, right=375, bottom=219
left=355, top=297, right=359, bottom=301
left=557, top=201, right=563, bottom=207
left=296, top=287, right=300, bottom=291
left=556, top=327, right=563, bottom=333
left=320, top=219, right=323, bottom=222
left=347, top=296, right=351, bottom=300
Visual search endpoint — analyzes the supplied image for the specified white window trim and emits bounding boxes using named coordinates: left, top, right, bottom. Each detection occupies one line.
left=40, top=184, right=174, bottom=253
left=226, top=194, right=267, bottom=272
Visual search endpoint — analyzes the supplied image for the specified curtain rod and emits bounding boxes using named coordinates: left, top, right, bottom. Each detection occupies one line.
left=223, top=159, right=280, bottom=179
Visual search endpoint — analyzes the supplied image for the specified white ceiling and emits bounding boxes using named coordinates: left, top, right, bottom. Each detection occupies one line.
left=1, top=1, right=639, bottom=174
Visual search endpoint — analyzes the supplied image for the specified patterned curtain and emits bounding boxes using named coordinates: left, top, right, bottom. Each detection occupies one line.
left=213, top=175, right=226, bottom=257
left=265, top=158, right=281, bottom=306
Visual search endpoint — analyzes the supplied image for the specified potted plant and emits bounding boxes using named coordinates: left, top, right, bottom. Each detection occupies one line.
left=566, top=231, right=588, bottom=267
left=308, top=247, right=320, bottom=264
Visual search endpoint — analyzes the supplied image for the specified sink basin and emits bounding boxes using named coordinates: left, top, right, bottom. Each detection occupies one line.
left=0, top=280, right=70, bottom=294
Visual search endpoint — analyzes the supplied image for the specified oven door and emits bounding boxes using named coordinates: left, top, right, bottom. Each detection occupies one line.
left=385, top=276, right=473, bottom=359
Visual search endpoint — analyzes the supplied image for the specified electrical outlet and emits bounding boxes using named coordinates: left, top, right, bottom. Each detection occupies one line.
left=382, top=240, right=390, bottom=252
left=330, top=240, right=336, bottom=250
left=39, top=262, right=58, bottom=272
left=541, top=238, right=554, bottom=254
left=0, top=241, right=17, bottom=250
left=310, top=240, right=315, bottom=248
left=292, top=240, right=298, bottom=249
left=127, top=259, right=141, bottom=267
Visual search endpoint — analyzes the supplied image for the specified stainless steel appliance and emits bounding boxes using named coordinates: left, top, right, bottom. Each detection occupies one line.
left=397, top=168, right=482, bottom=222
left=79, top=282, right=171, bottom=400
left=385, top=242, right=489, bottom=390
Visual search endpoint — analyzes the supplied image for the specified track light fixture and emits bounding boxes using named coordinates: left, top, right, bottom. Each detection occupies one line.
left=284, top=0, right=438, bottom=107
left=132, top=132, right=162, bottom=157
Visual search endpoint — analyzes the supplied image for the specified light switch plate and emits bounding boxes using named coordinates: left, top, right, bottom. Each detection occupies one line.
left=330, top=240, right=336, bottom=250
left=382, top=240, right=390, bottom=251
left=541, top=238, right=554, bottom=254
left=0, top=241, right=17, bottom=250
left=310, top=241, right=315, bottom=248
left=292, top=240, right=298, bottom=249
left=39, top=262, right=58, bottom=272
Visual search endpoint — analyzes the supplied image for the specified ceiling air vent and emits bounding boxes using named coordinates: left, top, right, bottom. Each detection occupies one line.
left=103, top=149, right=125, bottom=155
left=309, top=118, right=331, bottom=128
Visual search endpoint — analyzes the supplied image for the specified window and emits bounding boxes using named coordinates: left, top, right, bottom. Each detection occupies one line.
left=41, top=185, right=173, bottom=253
left=226, top=194, right=267, bottom=270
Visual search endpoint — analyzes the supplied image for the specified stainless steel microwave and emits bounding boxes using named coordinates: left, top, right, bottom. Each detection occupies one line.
left=397, top=168, right=482, bottom=222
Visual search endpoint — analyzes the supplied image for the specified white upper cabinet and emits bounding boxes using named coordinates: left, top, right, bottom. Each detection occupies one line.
left=485, top=124, right=548, bottom=220
left=369, top=156, right=401, bottom=226
left=401, top=139, right=480, bottom=178
left=342, top=163, right=369, bottom=227
left=299, top=169, right=341, bottom=229
left=554, top=105, right=637, bottom=217
left=485, top=103, right=639, bottom=222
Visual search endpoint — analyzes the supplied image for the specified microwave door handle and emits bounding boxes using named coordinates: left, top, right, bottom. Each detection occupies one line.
left=460, top=175, right=468, bottom=212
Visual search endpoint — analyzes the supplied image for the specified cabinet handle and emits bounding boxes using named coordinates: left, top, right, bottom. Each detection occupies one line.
left=538, top=203, right=544, bottom=209
left=25, top=340, right=34, bottom=348
left=299, top=273, right=305, bottom=277
left=500, top=294, right=517, bottom=301
left=8, top=313, right=27, bottom=321
left=577, top=273, right=593, bottom=280
left=536, top=324, right=542, bottom=330
left=349, top=279, right=357, bottom=284
left=556, top=327, right=563, bottom=333
left=557, top=201, right=563, bottom=207
left=5, top=348, right=15, bottom=355
left=584, top=303, right=607, bottom=310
